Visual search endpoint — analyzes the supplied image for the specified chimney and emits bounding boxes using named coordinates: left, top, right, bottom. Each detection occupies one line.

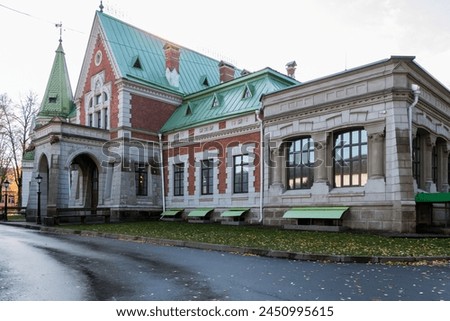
left=286, top=61, right=297, bottom=79
left=219, top=60, right=235, bottom=83
left=163, top=42, right=180, bottom=73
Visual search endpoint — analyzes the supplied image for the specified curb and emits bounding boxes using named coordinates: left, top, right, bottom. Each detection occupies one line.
left=3, top=221, right=450, bottom=264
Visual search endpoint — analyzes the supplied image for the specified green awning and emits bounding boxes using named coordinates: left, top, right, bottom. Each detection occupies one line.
left=415, top=192, right=450, bottom=203
left=283, top=207, right=349, bottom=219
left=160, top=209, right=184, bottom=217
left=221, top=208, right=249, bottom=217
left=188, top=208, right=214, bottom=217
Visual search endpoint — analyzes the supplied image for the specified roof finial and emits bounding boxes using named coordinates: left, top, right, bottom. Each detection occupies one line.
left=55, top=22, right=63, bottom=43
left=99, top=1, right=104, bottom=12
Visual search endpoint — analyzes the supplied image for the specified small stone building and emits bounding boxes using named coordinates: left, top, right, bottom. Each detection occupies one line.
left=262, top=56, right=450, bottom=232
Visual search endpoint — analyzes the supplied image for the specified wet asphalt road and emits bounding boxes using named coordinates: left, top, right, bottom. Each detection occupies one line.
left=0, top=224, right=449, bottom=301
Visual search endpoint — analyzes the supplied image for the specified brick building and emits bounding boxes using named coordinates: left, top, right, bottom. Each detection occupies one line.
left=24, top=7, right=450, bottom=232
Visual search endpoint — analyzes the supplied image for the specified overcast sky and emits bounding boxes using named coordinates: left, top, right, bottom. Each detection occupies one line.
left=1, top=0, right=450, bottom=104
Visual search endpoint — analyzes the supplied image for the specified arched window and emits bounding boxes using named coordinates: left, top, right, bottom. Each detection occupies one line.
left=286, top=137, right=314, bottom=189
left=333, top=128, right=368, bottom=187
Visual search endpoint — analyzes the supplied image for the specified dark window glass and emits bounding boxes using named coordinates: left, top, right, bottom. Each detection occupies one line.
left=233, top=155, right=249, bottom=193
left=286, top=137, right=314, bottom=189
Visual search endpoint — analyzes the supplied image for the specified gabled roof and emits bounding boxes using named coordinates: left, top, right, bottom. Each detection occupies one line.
left=97, top=11, right=240, bottom=95
left=37, top=42, right=75, bottom=119
left=161, top=68, right=299, bottom=133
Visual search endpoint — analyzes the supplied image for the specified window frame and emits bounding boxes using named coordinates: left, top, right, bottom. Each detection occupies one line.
left=233, top=154, right=249, bottom=194
left=286, top=137, right=315, bottom=190
left=135, top=165, right=148, bottom=196
left=173, top=163, right=185, bottom=196
left=201, top=159, right=214, bottom=195
left=333, top=128, right=368, bottom=188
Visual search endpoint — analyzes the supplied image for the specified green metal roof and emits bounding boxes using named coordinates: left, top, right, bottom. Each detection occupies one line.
left=283, top=207, right=349, bottom=219
left=38, top=42, right=75, bottom=119
left=98, top=12, right=240, bottom=95
left=415, top=193, right=450, bottom=203
left=161, top=68, right=298, bottom=133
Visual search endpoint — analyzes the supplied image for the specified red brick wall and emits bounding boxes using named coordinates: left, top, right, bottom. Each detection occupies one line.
left=81, top=35, right=118, bottom=136
left=130, top=94, right=177, bottom=134
left=163, top=131, right=261, bottom=196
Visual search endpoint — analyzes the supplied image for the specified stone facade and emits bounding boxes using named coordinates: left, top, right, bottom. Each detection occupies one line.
left=261, top=56, right=450, bottom=232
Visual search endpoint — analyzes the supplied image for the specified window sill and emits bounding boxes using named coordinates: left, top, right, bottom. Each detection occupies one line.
left=328, top=187, right=365, bottom=197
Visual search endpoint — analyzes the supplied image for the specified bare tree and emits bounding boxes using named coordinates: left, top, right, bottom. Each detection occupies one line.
left=0, top=94, right=13, bottom=200
left=0, top=92, right=38, bottom=207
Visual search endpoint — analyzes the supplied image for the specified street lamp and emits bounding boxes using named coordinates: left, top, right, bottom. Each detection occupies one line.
left=3, top=179, right=10, bottom=222
left=35, top=174, right=42, bottom=225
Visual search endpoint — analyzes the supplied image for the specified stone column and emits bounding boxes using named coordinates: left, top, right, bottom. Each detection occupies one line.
left=368, top=132, right=385, bottom=179
left=270, top=146, right=283, bottom=186
left=441, top=146, right=449, bottom=192
left=423, top=133, right=435, bottom=192
left=311, top=132, right=330, bottom=194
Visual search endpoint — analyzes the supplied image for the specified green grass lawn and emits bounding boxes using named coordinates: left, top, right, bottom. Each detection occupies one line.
left=62, top=221, right=450, bottom=257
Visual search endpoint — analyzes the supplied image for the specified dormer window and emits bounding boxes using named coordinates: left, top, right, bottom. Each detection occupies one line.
left=48, top=93, right=57, bottom=103
left=201, top=75, right=209, bottom=87
left=212, top=94, right=219, bottom=107
left=242, top=85, right=252, bottom=99
left=185, top=104, right=193, bottom=116
left=132, top=56, right=143, bottom=69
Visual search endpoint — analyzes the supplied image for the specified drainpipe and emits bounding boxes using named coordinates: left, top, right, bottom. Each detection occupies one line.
left=158, top=133, right=166, bottom=213
left=409, top=84, right=421, bottom=159
left=255, top=109, right=264, bottom=223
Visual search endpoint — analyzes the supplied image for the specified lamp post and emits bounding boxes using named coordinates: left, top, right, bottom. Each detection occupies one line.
left=3, top=179, right=9, bottom=222
left=35, top=174, right=42, bottom=225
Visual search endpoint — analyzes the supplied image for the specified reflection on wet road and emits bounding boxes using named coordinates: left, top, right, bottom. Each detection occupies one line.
left=0, top=225, right=449, bottom=300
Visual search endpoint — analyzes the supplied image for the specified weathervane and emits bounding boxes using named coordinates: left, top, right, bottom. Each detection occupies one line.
left=55, top=22, right=63, bottom=43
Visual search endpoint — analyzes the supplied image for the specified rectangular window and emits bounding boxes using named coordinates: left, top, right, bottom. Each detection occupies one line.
left=88, top=114, right=93, bottom=127
left=201, top=159, right=213, bottom=195
left=334, top=129, right=368, bottom=187
left=104, top=108, right=108, bottom=129
left=97, top=111, right=101, bottom=128
left=286, top=137, right=314, bottom=189
left=233, top=155, right=249, bottom=193
left=95, top=94, right=101, bottom=105
left=173, top=163, right=184, bottom=196
left=135, top=165, right=148, bottom=196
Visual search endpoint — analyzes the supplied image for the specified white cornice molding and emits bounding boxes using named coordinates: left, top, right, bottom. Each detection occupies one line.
left=121, top=80, right=183, bottom=105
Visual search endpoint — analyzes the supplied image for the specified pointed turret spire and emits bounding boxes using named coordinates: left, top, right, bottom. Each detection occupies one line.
left=36, top=40, right=75, bottom=126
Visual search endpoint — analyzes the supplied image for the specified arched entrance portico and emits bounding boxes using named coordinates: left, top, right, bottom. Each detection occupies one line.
left=69, top=154, right=100, bottom=209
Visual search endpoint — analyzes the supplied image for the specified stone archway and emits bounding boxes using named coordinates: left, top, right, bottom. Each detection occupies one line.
left=69, top=154, right=99, bottom=209
left=37, top=154, right=49, bottom=219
